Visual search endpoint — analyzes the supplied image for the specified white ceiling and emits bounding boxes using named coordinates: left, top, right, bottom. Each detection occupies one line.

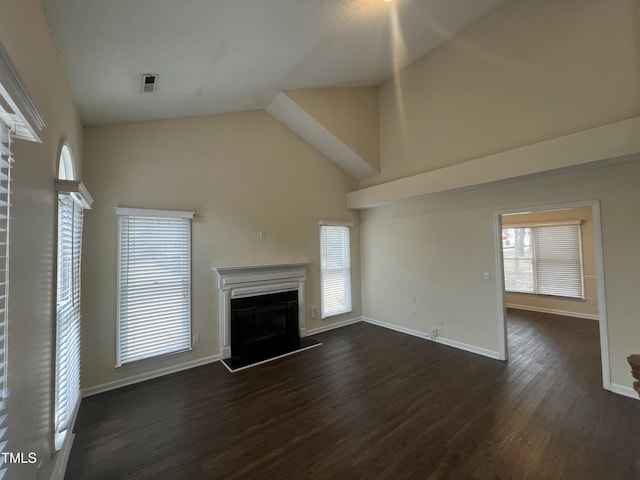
left=41, top=0, right=507, bottom=125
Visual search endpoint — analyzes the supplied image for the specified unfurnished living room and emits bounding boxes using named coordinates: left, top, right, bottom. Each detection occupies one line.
left=1, top=0, right=640, bottom=479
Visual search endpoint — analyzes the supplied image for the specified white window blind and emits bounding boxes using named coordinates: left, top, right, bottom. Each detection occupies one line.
left=0, top=119, right=12, bottom=478
left=117, top=210, right=193, bottom=366
left=503, top=223, right=584, bottom=299
left=534, top=225, right=584, bottom=298
left=320, top=224, right=352, bottom=318
left=54, top=194, right=83, bottom=450
left=0, top=43, right=45, bottom=478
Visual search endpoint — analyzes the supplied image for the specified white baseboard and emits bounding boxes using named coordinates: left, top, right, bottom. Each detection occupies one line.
left=506, top=303, right=599, bottom=321
left=608, top=382, right=640, bottom=400
left=305, top=316, right=362, bottom=336
left=363, top=317, right=501, bottom=360
left=363, top=317, right=426, bottom=340
left=82, top=354, right=222, bottom=397
left=434, top=336, right=502, bottom=360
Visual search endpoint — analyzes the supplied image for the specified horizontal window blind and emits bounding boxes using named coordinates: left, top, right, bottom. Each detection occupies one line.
left=502, top=224, right=584, bottom=299
left=54, top=194, right=83, bottom=450
left=117, top=213, right=192, bottom=366
left=535, top=224, right=583, bottom=298
left=0, top=51, right=44, bottom=477
left=320, top=225, right=352, bottom=318
left=0, top=120, right=11, bottom=477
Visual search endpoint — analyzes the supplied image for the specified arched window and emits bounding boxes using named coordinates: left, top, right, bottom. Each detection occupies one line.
left=58, top=144, right=75, bottom=180
left=54, top=142, right=91, bottom=451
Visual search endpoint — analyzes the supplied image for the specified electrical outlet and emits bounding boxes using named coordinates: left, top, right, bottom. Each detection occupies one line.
left=192, top=334, right=200, bottom=344
left=311, top=306, right=319, bottom=319
left=431, top=328, right=438, bottom=338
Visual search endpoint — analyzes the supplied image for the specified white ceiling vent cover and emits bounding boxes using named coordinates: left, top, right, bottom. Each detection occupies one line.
left=141, top=74, right=158, bottom=93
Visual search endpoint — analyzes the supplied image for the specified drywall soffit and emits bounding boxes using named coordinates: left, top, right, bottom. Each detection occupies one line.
left=347, top=116, right=640, bottom=209
left=266, top=92, right=378, bottom=182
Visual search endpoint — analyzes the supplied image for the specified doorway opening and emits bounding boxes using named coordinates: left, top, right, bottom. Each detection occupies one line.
left=493, top=201, right=611, bottom=391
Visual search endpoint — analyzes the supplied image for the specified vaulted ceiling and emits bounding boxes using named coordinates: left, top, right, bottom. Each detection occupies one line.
left=41, top=0, right=507, bottom=125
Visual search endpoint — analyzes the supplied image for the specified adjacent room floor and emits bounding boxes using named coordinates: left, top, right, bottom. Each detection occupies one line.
left=66, top=310, right=640, bottom=479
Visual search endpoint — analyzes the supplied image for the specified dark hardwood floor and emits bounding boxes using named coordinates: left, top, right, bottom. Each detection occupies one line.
left=66, top=311, right=640, bottom=479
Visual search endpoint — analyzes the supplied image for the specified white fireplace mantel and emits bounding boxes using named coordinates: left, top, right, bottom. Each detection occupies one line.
left=213, top=263, right=310, bottom=358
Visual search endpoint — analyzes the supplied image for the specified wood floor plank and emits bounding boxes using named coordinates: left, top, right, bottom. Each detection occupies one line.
left=66, top=310, right=640, bottom=479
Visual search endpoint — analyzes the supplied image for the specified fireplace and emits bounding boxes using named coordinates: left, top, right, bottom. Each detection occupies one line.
left=214, top=263, right=318, bottom=369
left=230, top=290, right=299, bottom=362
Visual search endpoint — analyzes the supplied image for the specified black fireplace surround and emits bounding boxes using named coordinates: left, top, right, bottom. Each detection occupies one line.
left=230, top=290, right=300, bottom=365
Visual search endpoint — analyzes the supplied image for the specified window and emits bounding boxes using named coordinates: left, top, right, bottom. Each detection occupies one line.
left=503, top=222, right=584, bottom=299
left=58, top=144, right=74, bottom=181
left=116, top=208, right=194, bottom=366
left=0, top=118, right=12, bottom=475
left=54, top=145, right=91, bottom=451
left=54, top=193, right=82, bottom=450
left=319, top=221, right=352, bottom=318
left=0, top=39, right=45, bottom=477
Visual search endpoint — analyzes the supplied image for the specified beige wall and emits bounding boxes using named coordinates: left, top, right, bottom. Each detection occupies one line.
left=285, top=87, right=380, bottom=172
left=362, top=0, right=640, bottom=188
left=359, top=0, right=640, bottom=392
left=502, top=207, right=598, bottom=319
left=0, top=0, right=82, bottom=478
left=81, top=111, right=361, bottom=389
left=361, top=160, right=640, bottom=389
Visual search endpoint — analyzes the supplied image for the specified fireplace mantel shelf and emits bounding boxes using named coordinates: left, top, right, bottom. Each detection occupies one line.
left=213, top=262, right=311, bottom=272
left=214, top=263, right=311, bottom=290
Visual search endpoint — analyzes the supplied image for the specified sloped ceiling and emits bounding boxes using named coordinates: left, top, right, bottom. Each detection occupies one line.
left=41, top=0, right=508, bottom=125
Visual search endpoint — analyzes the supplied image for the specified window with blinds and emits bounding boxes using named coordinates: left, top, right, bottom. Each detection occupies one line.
left=54, top=193, right=83, bottom=451
left=116, top=209, right=194, bottom=366
left=1, top=40, right=46, bottom=477
left=319, top=223, right=352, bottom=318
left=0, top=119, right=12, bottom=476
left=502, top=223, right=584, bottom=299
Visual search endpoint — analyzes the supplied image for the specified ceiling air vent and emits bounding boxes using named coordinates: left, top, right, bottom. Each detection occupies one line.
left=141, top=74, right=158, bottom=93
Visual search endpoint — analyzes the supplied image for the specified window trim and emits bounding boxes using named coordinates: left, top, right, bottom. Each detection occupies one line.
left=115, top=207, right=194, bottom=220
left=0, top=40, right=46, bottom=141
left=115, top=207, right=194, bottom=367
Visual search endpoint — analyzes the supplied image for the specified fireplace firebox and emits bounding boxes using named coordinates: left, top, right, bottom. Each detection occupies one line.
left=230, top=290, right=300, bottom=364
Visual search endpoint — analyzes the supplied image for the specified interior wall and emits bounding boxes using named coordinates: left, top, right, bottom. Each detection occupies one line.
left=502, top=207, right=598, bottom=319
left=360, top=160, right=640, bottom=391
left=362, top=0, right=640, bottom=188
left=284, top=87, right=380, bottom=171
left=81, top=111, right=361, bottom=390
left=0, top=0, right=83, bottom=478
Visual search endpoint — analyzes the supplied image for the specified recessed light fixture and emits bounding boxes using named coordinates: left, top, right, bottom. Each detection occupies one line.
left=383, top=0, right=393, bottom=3
left=141, top=73, right=158, bottom=93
